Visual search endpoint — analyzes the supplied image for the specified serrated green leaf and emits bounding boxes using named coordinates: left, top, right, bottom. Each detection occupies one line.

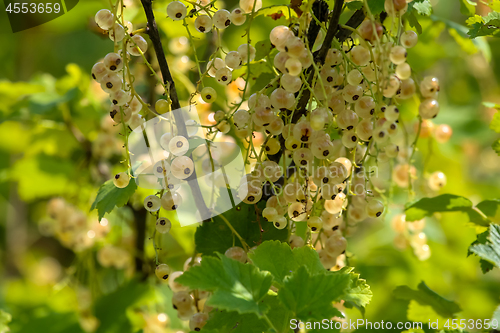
left=201, top=294, right=289, bottom=333
left=413, top=0, right=432, bottom=16
left=339, top=267, right=373, bottom=309
left=346, top=1, right=363, bottom=11
left=254, top=40, right=273, bottom=61
left=467, top=12, right=500, bottom=38
left=405, top=194, right=490, bottom=226
left=90, top=178, right=137, bottom=221
left=177, top=255, right=273, bottom=317
left=408, top=11, right=423, bottom=35
left=407, top=300, right=446, bottom=326
left=493, top=139, right=500, bottom=156
left=469, top=224, right=500, bottom=269
left=194, top=200, right=288, bottom=256
left=248, top=240, right=324, bottom=284
left=393, top=281, right=461, bottom=318
left=368, top=0, right=385, bottom=15
left=490, top=112, right=500, bottom=133
left=493, top=304, right=500, bottom=321
left=278, top=266, right=350, bottom=321
left=460, top=0, right=476, bottom=16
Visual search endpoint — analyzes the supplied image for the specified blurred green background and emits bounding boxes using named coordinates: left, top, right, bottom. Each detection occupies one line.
left=0, top=0, right=499, bottom=332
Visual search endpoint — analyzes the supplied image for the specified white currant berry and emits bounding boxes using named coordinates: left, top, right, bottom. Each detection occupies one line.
left=284, top=37, right=306, bottom=58
left=237, top=43, right=256, bottom=63
left=288, top=202, right=306, bottom=221
left=172, top=291, right=194, bottom=311
left=356, top=118, right=373, bottom=141
left=308, top=216, right=323, bottom=232
left=239, top=0, right=262, bottom=13
left=293, top=120, right=313, bottom=143
left=420, top=76, right=440, bottom=98
left=155, top=99, right=170, bottom=114
left=366, top=199, right=384, bottom=218
left=130, top=96, right=142, bottom=114
left=189, top=313, right=209, bottom=332
left=419, top=99, right=439, bottom=119
left=213, top=9, right=231, bottom=29
left=153, top=160, right=171, bottom=178
left=161, top=191, right=183, bottom=210
left=395, top=62, right=411, bottom=80
left=101, top=73, right=122, bottom=93
left=233, top=109, right=250, bottom=128
left=342, top=84, right=363, bottom=103
left=289, top=235, right=304, bottom=249
left=103, top=53, right=123, bottom=72
left=109, top=105, right=131, bottom=123
left=225, top=246, right=247, bottom=263
left=169, top=136, right=189, bottom=156
left=109, top=23, right=125, bottom=42
left=127, top=35, right=148, bottom=56
left=342, top=130, right=358, bottom=149
left=337, top=109, right=359, bottom=130
left=385, top=105, right=400, bottom=122
left=262, top=207, right=278, bottom=222
left=347, top=69, right=363, bottom=85
left=238, top=183, right=262, bottom=204
left=92, top=62, right=108, bottom=82
left=434, top=124, right=452, bottom=143
left=325, top=48, right=343, bottom=66
left=428, top=171, right=446, bottom=191
left=95, top=9, right=114, bottom=30
left=355, top=96, right=375, bottom=118
left=168, top=271, right=188, bottom=292
left=144, top=195, right=161, bottom=212
left=155, top=263, right=171, bottom=280
left=215, top=67, right=232, bottom=85
left=373, top=127, right=389, bottom=144
left=270, top=25, right=293, bottom=49
left=270, top=87, right=294, bottom=109
left=385, top=143, right=399, bottom=158
left=156, top=217, right=172, bottom=234
left=171, top=156, right=194, bottom=179
left=113, top=172, right=130, bottom=188
left=390, top=46, right=407, bottom=65
left=274, top=218, right=288, bottom=229
left=195, top=15, right=213, bottom=33
left=401, top=30, right=418, bottom=48
left=351, top=45, right=370, bottom=66
left=325, top=234, right=347, bottom=257
left=225, top=51, right=242, bottom=69
left=230, top=8, right=246, bottom=26
left=201, top=86, right=217, bottom=103
left=110, top=89, right=131, bottom=106
left=274, top=51, right=290, bottom=73
left=167, top=1, right=187, bottom=20
left=281, top=73, right=302, bottom=93
left=284, top=57, right=302, bottom=76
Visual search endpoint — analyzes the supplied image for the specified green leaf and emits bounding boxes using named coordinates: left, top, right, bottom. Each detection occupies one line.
left=185, top=136, right=209, bottom=157
left=346, top=1, right=363, bottom=11
left=493, top=139, right=500, bottom=156
left=368, top=0, right=385, bottom=15
left=467, top=11, right=500, bottom=38
left=254, top=40, right=273, bottom=61
left=248, top=240, right=324, bottom=284
left=340, top=267, right=373, bottom=310
left=408, top=11, right=423, bottom=34
left=476, top=199, right=500, bottom=220
left=490, top=112, right=500, bottom=133
left=393, top=281, right=461, bottom=319
left=90, top=178, right=137, bottom=221
left=460, top=0, right=476, bottom=16
left=0, top=310, right=11, bottom=333
left=194, top=200, right=288, bottom=256
left=493, top=305, right=500, bottom=322
left=404, top=194, right=490, bottom=226
left=413, top=0, right=432, bottom=16
left=251, top=72, right=276, bottom=95
left=469, top=224, right=500, bottom=269
left=278, top=266, right=350, bottom=321
left=177, top=255, right=273, bottom=317
left=254, top=5, right=297, bottom=19
left=201, top=294, right=289, bottom=333
left=94, top=280, right=154, bottom=333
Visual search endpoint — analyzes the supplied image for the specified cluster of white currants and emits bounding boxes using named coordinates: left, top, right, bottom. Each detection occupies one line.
left=166, top=0, right=259, bottom=34
left=44, top=198, right=110, bottom=252
left=154, top=257, right=210, bottom=331
left=391, top=214, right=430, bottom=260
left=92, top=9, right=148, bottom=147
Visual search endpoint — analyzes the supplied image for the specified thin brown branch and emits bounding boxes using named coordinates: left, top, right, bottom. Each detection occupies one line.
left=141, top=0, right=210, bottom=220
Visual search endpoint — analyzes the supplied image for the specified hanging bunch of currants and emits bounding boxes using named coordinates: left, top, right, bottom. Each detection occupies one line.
left=89, top=0, right=453, bottom=328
